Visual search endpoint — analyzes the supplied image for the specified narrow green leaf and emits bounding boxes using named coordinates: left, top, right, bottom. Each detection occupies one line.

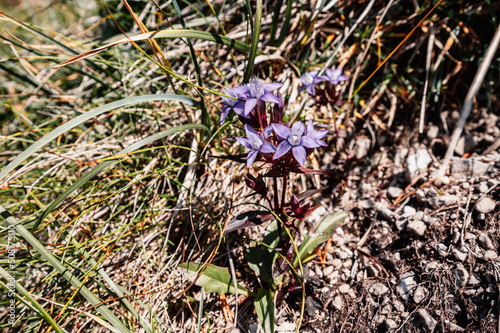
left=294, top=212, right=348, bottom=266
left=0, top=206, right=130, bottom=333
left=246, top=247, right=274, bottom=286
left=36, top=123, right=207, bottom=228
left=0, top=94, right=194, bottom=184
left=178, top=263, right=252, bottom=296
left=255, top=288, right=274, bottom=333
left=243, top=0, right=262, bottom=82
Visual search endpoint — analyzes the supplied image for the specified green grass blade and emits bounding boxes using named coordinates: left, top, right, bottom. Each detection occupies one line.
left=36, top=123, right=208, bottom=227
left=54, top=29, right=250, bottom=69
left=0, top=206, right=131, bottom=333
left=243, top=0, right=262, bottom=83
left=269, top=0, right=284, bottom=46
left=0, top=94, right=194, bottom=184
left=0, top=266, right=67, bottom=333
left=277, top=0, right=293, bottom=46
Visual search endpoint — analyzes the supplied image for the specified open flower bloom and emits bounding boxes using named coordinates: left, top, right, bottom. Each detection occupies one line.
left=299, top=71, right=325, bottom=95
left=243, top=77, right=283, bottom=116
left=305, top=119, right=328, bottom=147
left=236, top=124, right=276, bottom=167
left=324, top=67, right=348, bottom=85
left=221, top=86, right=248, bottom=125
left=272, top=121, right=320, bottom=166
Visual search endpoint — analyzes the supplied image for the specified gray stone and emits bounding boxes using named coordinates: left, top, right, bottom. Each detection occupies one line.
left=359, top=199, right=375, bottom=209
left=478, top=233, right=495, bottom=250
left=445, top=320, right=465, bottom=331
left=378, top=209, right=395, bottom=223
left=332, top=295, right=343, bottom=310
left=451, top=158, right=494, bottom=180
left=406, top=149, right=432, bottom=183
left=413, top=285, right=427, bottom=304
left=452, top=248, right=467, bottom=262
left=383, top=318, right=398, bottom=330
left=355, top=137, right=371, bottom=159
left=462, top=182, right=470, bottom=189
left=476, top=197, right=496, bottom=213
left=339, top=284, right=350, bottom=294
left=323, top=265, right=334, bottom=276
left=397, top=271, right=417, bottom=302
left=387, top=186, right=403, bottom=199
left=479, top=182, right=489, bottom=193
left=428, top=195, right=459, bottom=208
left=435, top=243, right=448, bottom=257
left=369, top=282, right=389, bottom=296
left=415, top=309, right=437, bottom=331
left=454, top=134, right=476, bottom=156
left=483, top=250, right=498, bottom=261
left=407, top=220, right=427, bottom=236
left=402, top=205, right=417, bottom=217
left=454, top=266, right=469, bottom=288
left=427, top=125, right=439, bottom=139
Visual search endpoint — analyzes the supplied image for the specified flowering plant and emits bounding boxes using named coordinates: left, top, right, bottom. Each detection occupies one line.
left=181, top=74, right=348, bottom=332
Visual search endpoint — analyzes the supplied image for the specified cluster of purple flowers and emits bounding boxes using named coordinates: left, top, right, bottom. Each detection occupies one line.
left=299, top=67, right=348, bottom=96
left=222, top=76, right=328, bottom=168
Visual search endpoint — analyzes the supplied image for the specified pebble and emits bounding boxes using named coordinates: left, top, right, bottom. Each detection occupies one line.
left=383, top=318, right=398, bottom=330
left=378, top=209, right=395, bottom=223
left=441, top=176, right=450, bottom=185
left=479, top=182, right=489, bottom=193
left=454, top=266, right=469, bottom=288
left=478, top=233, right=495, bottom=250
left=462, top=182, right=470, bottom=189
left=427, top=125, right=439, bottom=139
left=446, top=320, right=465, bottom=331
left=359, top=199, right=376, bottom=209
left=397, top=271, right=417, bottom=302
left=355, top=137, right=371, bottom=159
left=406, top=149, right=432, bottom=183
left=452, top=248, right=467, bottom=262
left=428, top=195, right=459, bottom=208
left=402, top=205, right=417, bottom=216
left=416, top=189, right=426, bottom=202
left=435, top=243, right=448, bottom=257
left=483, top=250, right=498, bottom=261
left=413, top=285, right=427, bottom=304
left=454, top=134, right=476, bottom=156
left=332, top=295, right=343, bottom=310
left=387, top=186, right=403, bottom=199
left=476, top=197, right=496, bottom=213
left=323, top=265, right=334, bottom=276
left=415, top=309, right=437, bottom=331
left=451, top=157, right=494, bottom=180
left=369, top=282, right=389, bottom=296
left=339, top=284, right=350, bottom=294
left=406, top=220, right=427, bottom=236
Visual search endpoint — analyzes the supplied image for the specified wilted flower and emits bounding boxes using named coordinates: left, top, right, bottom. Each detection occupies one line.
left=299, top=71, right=325, bottom=95
left=243, top=77, right=283, bottom=115
left=324, top=67, right=348, bottom=85
left=272, top=121, right=321, bottom=166
left=290, top=195, right=311, bottom=220
left=221, top=87, right=248, bottom=125
left=245, top=173, right=268, bottom=196
left=305, top=119, right=328, bottom=147
left=236, top=124, right=276, bottom=167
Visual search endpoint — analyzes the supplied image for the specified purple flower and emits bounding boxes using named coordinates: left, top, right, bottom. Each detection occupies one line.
left=305, top=119, right=328, bottom=147
left=324, top=67, right=348, bottom=85
left=236, top=124, right=276, bottom=167
left=299, top=71, right=325, bottom=95
left=243, top=77, right=283, bottom=116
left=221, top=86, right=248, bottom=125
left=272, top=121, right=320, bottom=166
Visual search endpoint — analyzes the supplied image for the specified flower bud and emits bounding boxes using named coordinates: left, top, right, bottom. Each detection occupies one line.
left=245, top=173, right=268, bottom=196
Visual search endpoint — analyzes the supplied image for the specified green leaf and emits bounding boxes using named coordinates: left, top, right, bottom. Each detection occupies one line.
left=0, top=94, right=194, bottom=184
left=243, top=0, right=262, bottom=83
left=178, top=263, right=252, bottom=296
left=246, top=247, right=274, bottom=287
left=294, top=212, right=348, bottom=266
left=255, top=288, right=274, bottom=333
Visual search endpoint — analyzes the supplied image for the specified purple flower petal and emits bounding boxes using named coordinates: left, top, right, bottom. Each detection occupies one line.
left=313, top=129, right=329, bottom=140
left=231, top=86, right=250, bottom=97
left=260, top=142, right=277, bottom=154
left=274, top=140, right=292, bottom=160
left=272, top=123, right=290, bottom=140
left=317, top=140, right=328, bottom=147
left=301, top=136, right=321, bottom=148
left=247, top=149, right=259, bottom=167
left=244, top=98, right=258, bottom=116
left=245, top=124, right=260, bottom=140
left=292, top=145, right=306, bottom=166
left=306, top=84, right=315, bottom=96
left=261, top=92, right=282, bottom=105
left=306, top=119, right=314, bottom=134
left=220, top=106, right=230, bottom=125
left=263, top=125, right=273, bottom=139
left=263, top=83, right=283, bottom=92
left=236, top=137, right=252, bottom=149
left=290, top=121, right=305, bottom=136
left=232, top=102, right=246, bottom=117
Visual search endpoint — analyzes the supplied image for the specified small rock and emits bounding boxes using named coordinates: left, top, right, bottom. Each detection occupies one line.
left=355, top=137, right=371, bottom=159
left=441, top=176, right=450, bottom=185
left=382, top=318, right=398, bottom=331
left=435, top=243, right=448, bottom=257
left=451, top=158, right=494, bottom=180
left=454, top=266, right=469, bottom=288
left=445, top=320, right=465, bottom=331
left=483, top=250, right=498, bottom=261
left=276, top=322, right=296, bottom=332
left=413, top=285, right=427, bottom=304
left=478, top=233, right=495, bottom=250
left=428, top=195, right=459, bottom=208
left=479, top=182, right=489, bottom=193
left=454, top=134, right=476, bottom=156
left=407, top=220, right=427, bottom=236
left=402, top=205, right=417, bottom=217
left=387, top=186, right=403, bottom=199
left=476, top=197, right=496, bottom=214
left=359, top=199, right=376, bottom=209
left=462, top=182, right=470, bottom=189
left=369, top=282, right=389, bottom=296
left=410, top=211, right=425, bottom=221
left=427, top=125, right=439, bottom=139
left=331, top=258, right=342, bottom=268
left=378, top=209, right=395, bottom=223
left=393, top=299, right=405, bottom=312
left=415, top=309, right=437, bottom=331
left=332, top=295, right=343, bottom=310
left=416, top=189, right=427, bottom=202
left=323, top=266, right=334, bottom=276
left=406, top=149, right=432, bottom=183
left=338, top=284, right=350, bottom=294
left=397, top=271, right=418, bottom=302
left=452, top=248, right=467, bottom=262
